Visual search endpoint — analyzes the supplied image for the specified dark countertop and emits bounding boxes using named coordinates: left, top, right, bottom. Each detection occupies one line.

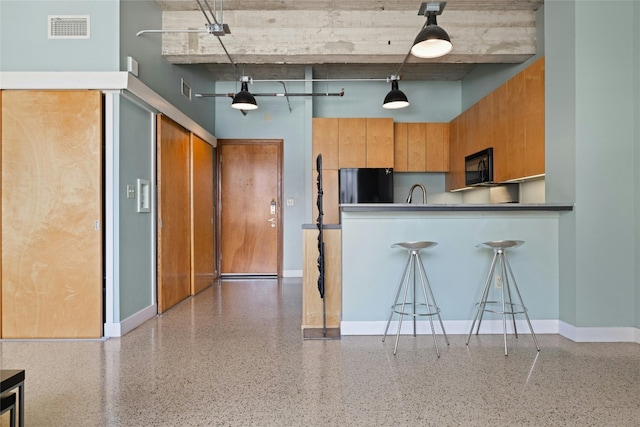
left=302, top=223, right=342, bottom=229
left=340, top=203, right=573, bottom=212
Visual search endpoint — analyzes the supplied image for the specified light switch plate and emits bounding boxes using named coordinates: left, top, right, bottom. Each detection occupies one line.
left=137, top=179, right=150, bottom=213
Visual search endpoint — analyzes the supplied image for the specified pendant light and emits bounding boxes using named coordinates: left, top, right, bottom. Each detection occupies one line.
left=411, top=2, right=453, bottom=59
left=382, top=75, right=410, bottom=109
left=231, top=78, right=258, bottom=110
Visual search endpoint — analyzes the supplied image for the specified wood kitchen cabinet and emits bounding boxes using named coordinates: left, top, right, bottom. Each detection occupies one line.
left=445, top=115, right=465, bottom=191
left=312, top=117, right=393, bottom=223
left=337, top=117, right=393, bottom=169
left=366, top=118, right=394, bottom=168
left=524, top=57, right=545, bottom=177
left=302, top=227, right=341, bottom=330
left=312, top=168, right=340, bottom=225
left=338, top=118, right=366, bottom=168
left=426, top=122, right=450, bottom=172
left=394, top=122, right=450, bottom=172
left=446, top=57, right=545, bottom=191
left=492, top=83, right=509, bottom=183
left=312, top=117, right=339, bottom=169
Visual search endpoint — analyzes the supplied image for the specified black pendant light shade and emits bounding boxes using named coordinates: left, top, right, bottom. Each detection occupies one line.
left=411, top=12, right=453, bottom=59
left=231, top=81, right=258, bottom=110
left=383, top=79, right=410, bottom=109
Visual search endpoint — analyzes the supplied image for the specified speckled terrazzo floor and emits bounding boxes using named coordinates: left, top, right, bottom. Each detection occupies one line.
left=1, top=278, right=639, bottom=427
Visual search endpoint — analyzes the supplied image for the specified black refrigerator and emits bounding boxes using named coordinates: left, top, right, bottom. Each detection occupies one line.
left=339, top=168, right=394, bottom=204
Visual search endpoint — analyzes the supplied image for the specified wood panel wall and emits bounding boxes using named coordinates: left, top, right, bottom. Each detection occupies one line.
left=1, top=90, right=103, bottom=338
left=191, top=134, right=215, bottom=294
left=302, top=228, right=341, bottom=329
left=157, top=115, right=191, bottom=313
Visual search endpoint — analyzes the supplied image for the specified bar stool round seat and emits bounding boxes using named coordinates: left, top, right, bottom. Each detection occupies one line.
left=466, top=239, right=540, bottom=356
left=383, top=241, right=449, bottom=357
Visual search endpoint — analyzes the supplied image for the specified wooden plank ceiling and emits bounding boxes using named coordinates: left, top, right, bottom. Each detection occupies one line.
left=152, top=0, right=544, bottom=81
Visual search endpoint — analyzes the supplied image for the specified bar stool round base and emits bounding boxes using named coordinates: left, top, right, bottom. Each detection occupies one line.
left=383, top=241, right=449, bottom=357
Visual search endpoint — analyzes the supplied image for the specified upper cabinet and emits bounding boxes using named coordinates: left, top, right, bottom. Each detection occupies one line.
left=394, top=122, right=450, bottom=172
left=312, top=117, right=393, bottom=223
left=313, top=117, right=394, bottom=170
left=366, top=118, right=394, bottom=168
left=312, top=117, right=339, bottom=169
left=446, top=57, right=545, bottom=191
left=336, top=118, right=394, bottom=169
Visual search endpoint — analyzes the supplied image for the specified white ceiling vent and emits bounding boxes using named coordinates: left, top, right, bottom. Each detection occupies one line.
left=48, top=15, right=90, bottom=39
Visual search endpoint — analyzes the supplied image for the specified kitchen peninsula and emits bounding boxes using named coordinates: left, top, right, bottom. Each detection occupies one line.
left=338, top=202, right=572, bottom=336
left=302, top=202, right=573, bottom=337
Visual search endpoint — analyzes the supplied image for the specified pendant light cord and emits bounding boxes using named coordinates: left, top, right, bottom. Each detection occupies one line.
left=391, top=20, right=428, bottom=78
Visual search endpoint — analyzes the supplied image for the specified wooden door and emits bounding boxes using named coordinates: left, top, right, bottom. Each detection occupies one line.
left=218, top=140, right=282, bottom=276
left=1, top=90, right=103, bottom=338
left=191, top=134, right=216, bottom=294
left=157, top=115, right=190, bottom=312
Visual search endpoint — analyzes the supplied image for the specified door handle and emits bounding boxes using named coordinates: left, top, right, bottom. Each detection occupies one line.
left=267, top=217, right=276, bottom=222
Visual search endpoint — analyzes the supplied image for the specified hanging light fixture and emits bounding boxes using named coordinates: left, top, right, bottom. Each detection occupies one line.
left=231, top=77, right=258, bottom=110
left=382, top=75, right=410, bottom=109
left=411, top=2, right=453, bottom=59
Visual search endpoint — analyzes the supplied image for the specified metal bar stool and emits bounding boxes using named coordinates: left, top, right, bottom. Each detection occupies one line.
left=466, top=240, right=540, bottom=356
left=1, top=392, right=16, bottom=427
left=383, top=241, right=449, bottom=356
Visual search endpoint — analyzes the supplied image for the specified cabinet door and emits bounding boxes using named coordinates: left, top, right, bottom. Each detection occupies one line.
left=302, top=228, right=341, bottom=329
left=426, top=123, right=450, bottom=172
left=338, top=118, right=366, bottom=168
left=366, top=118, right=394, bottom=168
left=312, top=118, right=339, bottom=170
left=507, top=72, right=527, bottom=180
left=407, top=122, right=427, bottom=171
left=393, top=123, right=408, bottom=172
left=2, top=90, right=103, bottom=338
left=525, top=57, right=545, bottom=177
left=493, top=83, right=509, bottom=182
left=446, top=116, right=464, bottom=191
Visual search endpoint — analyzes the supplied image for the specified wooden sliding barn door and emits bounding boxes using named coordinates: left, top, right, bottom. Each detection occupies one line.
left=1, top=90, right=103, bottom=338
left=217, top=139, right=282, bottom=276
left=157, top=115, right=191, bottom=313
left=191, top=134, right=215, bottom=294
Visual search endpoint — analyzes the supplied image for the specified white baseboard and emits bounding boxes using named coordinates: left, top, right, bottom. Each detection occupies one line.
left=341, top=320, right=640, bottom=343
left=558, top=320, right=640, bottom=343
left=341, top=320, right=558, bottom=336
left=103, top=304, right=157, bottom=338
left=282, top=269, right=302, bottom=278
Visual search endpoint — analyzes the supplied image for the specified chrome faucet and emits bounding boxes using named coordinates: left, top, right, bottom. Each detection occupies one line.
left=406, top=183, right=427, bottom=204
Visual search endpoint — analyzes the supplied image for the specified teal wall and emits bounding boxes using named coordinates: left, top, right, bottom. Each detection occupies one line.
left=117, top=95, right=154, bottom=320
left=0, top=0, right=119, bottom=71
left=461, top=6, right=545, bottom=110
left=213, top=79, right=461, bottom=272
left=119, top=0, right=215, bottom=135
left=0, top=0, right=215, bottom=136
left=341, top=211, right=560, bottom=323
left=546, top=0, right=639, bottom=328
left=2, top=0, right=639, bottom=331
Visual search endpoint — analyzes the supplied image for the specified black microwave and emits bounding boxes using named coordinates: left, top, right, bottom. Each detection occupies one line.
left=465, top=148, right=494, bottom=186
